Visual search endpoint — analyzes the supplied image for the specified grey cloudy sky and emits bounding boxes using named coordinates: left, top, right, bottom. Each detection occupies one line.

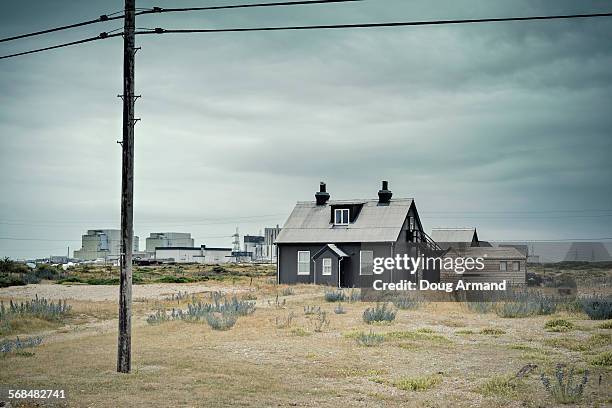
left=1, top=0, right=611, bottom=259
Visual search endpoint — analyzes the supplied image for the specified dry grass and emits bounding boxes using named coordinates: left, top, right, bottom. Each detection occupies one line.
left=1, top=272, right=611, bottom=407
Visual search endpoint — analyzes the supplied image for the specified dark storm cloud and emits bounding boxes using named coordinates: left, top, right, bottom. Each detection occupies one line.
left=1, top=0, right=611, bottom=258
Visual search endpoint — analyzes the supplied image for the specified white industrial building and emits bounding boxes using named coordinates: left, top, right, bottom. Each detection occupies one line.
left=74, top=229, right=139, bottom=261
left=244, top=235, right=264, bottom=261
left=155, top=245, right=232, bottom=264
left=264, top=225, right=281, bottom=262
left=145, top=232, right=194, bottom=257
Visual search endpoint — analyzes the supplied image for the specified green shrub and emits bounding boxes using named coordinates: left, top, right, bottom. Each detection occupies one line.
left=324, top=290, right=346, bottom=302
left=355, top=330, right=385, bottom=347
left=156, top=275, right=193, bottom=283
left=477, top=375, right=521, bottom=398
left=540, top=364, right=588, bottom=404
left=205, top=312, right=237, bottom=330
left=590, top=351, right=612, bottom=367
left=363, top=303, right=396, bottom=324
left=545, top=319, right=574, bottom=332
left=596, top=320, right=612, bottom=329
left=480, top=327, right=505, bottom=336
left=393, top=374, right=442, bottom=391
left=392, top=296, right=421, bottom=310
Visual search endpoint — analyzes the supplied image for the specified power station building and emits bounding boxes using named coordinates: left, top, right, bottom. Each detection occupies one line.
left=145, top=232, right=194, bottom=257
left=74, top=229, right=139, bottom=261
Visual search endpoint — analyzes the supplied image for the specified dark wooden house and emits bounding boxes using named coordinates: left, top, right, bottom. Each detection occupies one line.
left=275, top=181, right=442, bottom=287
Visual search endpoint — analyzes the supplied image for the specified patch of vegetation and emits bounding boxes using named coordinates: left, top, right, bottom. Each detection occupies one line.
left=385, top=330, right=450, bottom=343
left=307, top=310, right=330, bottom=333
left=455, top=329, right=475, bottom=335
left=476, top=375, right=522, bottom=398
left=155, top=275, right=193, bottom=284
left=589, top=351, right=612, bottom=367
left=205, top=312, right=237, bottom=331
left=392, top=296, right=422, bottom=310
left=480, top=327, right=506, bottom=336
left=303, top=305, right=321, bottom=315
left=291, top=327, right=311, bottom=337
left=355, top=330, right=385, bottom=347
left=579, top=295, right=612, bottom=320
left=1, top=295, right=71, bottom=321
left=392, top=374, right=442, bottom=391
left=596, top=320, right=612, bottom=329
left=334, top=304, right=346, bottom=314
left=540, top=364, right=588, bottom=404
left=280, top=287, right=294, bottom=296
left=0, top=257, right=41, bottom=287
left=0, top=336, right=43, bottom=353
left=273, top=311, right=295, bottom=329
left=545, top=319, right=575, bottom=332
left=324, top=290, right=346, bottom=302
left=363, top=303, right=396, bottom=324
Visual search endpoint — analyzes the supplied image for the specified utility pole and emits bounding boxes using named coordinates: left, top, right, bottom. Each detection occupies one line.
left=118, top=0, right=136, bottom=374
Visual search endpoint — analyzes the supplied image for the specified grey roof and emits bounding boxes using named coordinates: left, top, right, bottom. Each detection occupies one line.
left=275, top=198, right=413, bottom=244
left=447, top=246, right=526, bottom=259
left=430, top=228, right=477, bottom=243
left=327, top=244, right=349, bottom=258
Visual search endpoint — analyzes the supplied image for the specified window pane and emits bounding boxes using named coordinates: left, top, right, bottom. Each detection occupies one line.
left=322, top=258, right=332, bottom=275
left=342, top=209, right=349, bottom=224
left=335, top=210, right=341, bottom=224
left=513, top=261, right=520, bottom=271
left=360, top=250, right=374, bottom=275
left=298, top=251, right=309, bottom=262
left=500, top=261, right=507, bottom=271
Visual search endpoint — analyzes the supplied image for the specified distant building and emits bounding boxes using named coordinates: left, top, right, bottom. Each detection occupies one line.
left=74, top=229, right=139, bottom=261
left=145, top=232, right=194, bottom=257
left=154, top=245, right=232, bottom=264
left=244, top=235, right=264, bottom=261
left=430, top=228, right=479, bottom=250
left=441, top=246, right=526, bottom=285
left=264, top=225, right=282, bottom=261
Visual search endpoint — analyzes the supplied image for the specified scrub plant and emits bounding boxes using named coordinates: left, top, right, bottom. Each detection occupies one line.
left=355, top=330, right=384, bottom=347
left=579, top=295, right=612, bottom=320
left=540, top=364, right=588, bottom=404
left=363, top=303, right=396, bottom=324
left=0, top=336, right=43, bottom=353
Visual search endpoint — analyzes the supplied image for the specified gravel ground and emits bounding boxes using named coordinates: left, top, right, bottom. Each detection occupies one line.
left=0, top=282, right=243, bottom=301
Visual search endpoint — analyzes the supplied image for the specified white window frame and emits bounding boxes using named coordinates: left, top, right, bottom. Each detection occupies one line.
left=334, top=208, right=350, bottom=225
left=297, top=251, right=311, bottom=275
left=360, top=250, right=374, bottom=276
left=512, top=261, right=520, bottom=271
left=500, top=261, right=507, bottom=272
left=322, top=258, right=332, bottom=276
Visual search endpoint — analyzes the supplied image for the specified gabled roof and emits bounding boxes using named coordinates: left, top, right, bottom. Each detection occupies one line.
left=313, top=244, right=349, bottom=259
left=275, top=198, right=413, bottom=244
left=430, top=228, right=478, bottom=243
left=446, top=246, right=526, bottom=259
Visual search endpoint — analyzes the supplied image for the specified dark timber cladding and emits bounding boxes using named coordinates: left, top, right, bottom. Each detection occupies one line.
left=276, top=181, right=444, bottom=288
left=118, top=0, right=135, bottom=374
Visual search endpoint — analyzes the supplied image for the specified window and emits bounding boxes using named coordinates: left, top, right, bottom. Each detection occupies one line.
left=512, top=261, right=520, bottom=271
left=334, top=208, right=349, bottom=225
left=322, top=258, right=332, bottom=275
left=499, top=261, right=507, bottom=272
left=297, top=251, right=310, bottom=275
left=408, top=216, right=415, bottom=231
left=360, top=250, right=374, bottom=275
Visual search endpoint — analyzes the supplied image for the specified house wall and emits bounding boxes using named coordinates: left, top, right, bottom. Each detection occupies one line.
left=440, top=257, right=526, bottom=285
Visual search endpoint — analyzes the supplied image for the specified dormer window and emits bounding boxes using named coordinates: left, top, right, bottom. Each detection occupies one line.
left=334, top=208, right=350, bottom=225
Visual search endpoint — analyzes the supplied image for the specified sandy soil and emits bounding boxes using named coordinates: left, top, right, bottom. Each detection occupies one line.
left=0, top=282, right=245, bottom=302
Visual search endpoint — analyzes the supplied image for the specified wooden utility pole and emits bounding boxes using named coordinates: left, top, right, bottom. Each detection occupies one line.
left=118, top=0, right=136, bottom=374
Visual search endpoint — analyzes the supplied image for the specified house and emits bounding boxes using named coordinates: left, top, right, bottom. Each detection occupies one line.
left=430, top=228, right=479, bottom=250
left=275, top=181, right=443, bottom=287
left=154, top=245, right=232, bottom=264
left=440, top=246, right=527, bottom=285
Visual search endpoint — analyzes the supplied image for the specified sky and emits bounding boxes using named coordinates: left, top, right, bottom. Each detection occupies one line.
left=0, top=0, right=611, bottom=259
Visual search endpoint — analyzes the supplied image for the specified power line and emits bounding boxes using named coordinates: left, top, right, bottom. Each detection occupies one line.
left=139, top=0, right=362, bottom=15
left=0, top=0, right=361, bottom=44
left=139, top=11, right=612, bottom=36
left=0, top=12, right=124, bottom=43
left=0, top=32, right=123, bottom=60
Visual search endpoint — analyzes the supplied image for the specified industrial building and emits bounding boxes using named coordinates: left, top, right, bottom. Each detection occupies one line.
left=74, top=229, right=139, bottom=261
left=264, top=225, right=282, bottom=262
left=154, top=245, right=232, bottom=264
left=145, top=232, right=194, bottom=257
left=244, top=235, right=264, bottom=261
